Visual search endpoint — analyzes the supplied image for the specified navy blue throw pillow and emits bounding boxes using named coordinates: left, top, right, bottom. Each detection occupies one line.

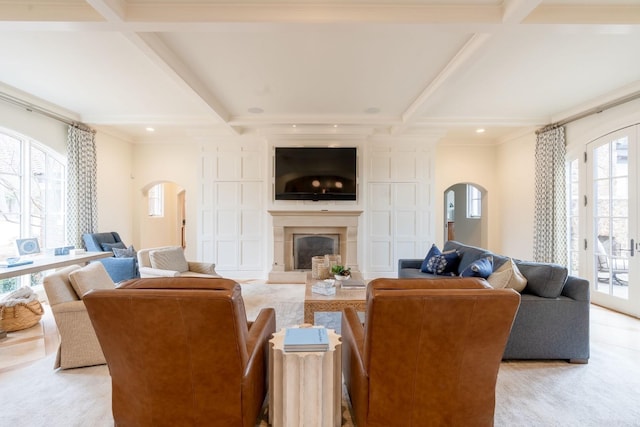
left=420, top=244, right=441, bottom=273
left=460, top=256, right=494, bottom=279
left=427, top=250, right=461, bottom=276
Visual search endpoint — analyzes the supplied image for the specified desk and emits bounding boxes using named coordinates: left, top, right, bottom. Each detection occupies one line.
left=269, top=328, right=342, bottom=427
left=0, top=252, right=112, bottom=280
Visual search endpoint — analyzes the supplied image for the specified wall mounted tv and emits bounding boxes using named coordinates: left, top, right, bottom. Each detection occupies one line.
left=274, top=147, right=357, bottom=201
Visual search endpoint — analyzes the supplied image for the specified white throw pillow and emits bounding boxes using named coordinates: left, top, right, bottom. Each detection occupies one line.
left=149, top=247, right=189, bottom=273
left=68, top=262, right=116, bottom=298
left=487, top=258, right=527, bottom=292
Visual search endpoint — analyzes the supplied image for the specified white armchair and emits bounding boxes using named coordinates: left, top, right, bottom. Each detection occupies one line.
left=137, top=246, right=221, bottom=278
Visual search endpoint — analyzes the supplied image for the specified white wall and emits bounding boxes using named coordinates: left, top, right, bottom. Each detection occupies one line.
left=131, top=142, right=200, bottom=259
left=95, top=131, right=135, bottom=245
left=434, top=143, right=500, bottom=252
left=0, top=101, right=67, bottom=154
left=0, top=101, right=137, bottom=248
left=494, top=132, right=537, bottom=260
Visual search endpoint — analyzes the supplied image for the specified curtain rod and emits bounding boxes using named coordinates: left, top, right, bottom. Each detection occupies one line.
left=537, top=90, right=640, bottom=134
left=0, top=91, right=94, bottom=133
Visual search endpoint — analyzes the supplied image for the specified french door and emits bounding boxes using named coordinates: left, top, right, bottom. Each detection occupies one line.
left=586, top=126, right=639, bottom=315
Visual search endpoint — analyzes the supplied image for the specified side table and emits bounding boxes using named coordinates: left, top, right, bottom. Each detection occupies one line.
left=269, top=327, right=342, bottom=427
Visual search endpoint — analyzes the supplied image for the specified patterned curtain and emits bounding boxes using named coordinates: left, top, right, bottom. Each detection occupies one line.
left=66, top=125, right=98, bottom=248
left=533, top=126, right=567, bottom=264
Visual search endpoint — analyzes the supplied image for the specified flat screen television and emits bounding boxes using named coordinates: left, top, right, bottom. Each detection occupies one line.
left=274, top=147, right=357, bottom=201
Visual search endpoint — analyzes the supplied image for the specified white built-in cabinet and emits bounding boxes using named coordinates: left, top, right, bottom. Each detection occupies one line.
left=200, top=142, right=266, bottom=276
left=199, top=139, right=435, bottom=279
left=365, top=142, right=434, bottom=274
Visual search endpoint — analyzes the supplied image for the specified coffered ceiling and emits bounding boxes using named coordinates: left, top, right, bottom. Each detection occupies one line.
left=0, top=0, right=639, bottom=143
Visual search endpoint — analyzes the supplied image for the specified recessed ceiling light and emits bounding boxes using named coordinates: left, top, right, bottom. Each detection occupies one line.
left=146, top=127, right=155, bottom=132
left=476, top=128, right=485, bottom=133
left=292, top=124, right=297, bottom=128
left=364, top=107, right=380, bottom=114
left=248, top=107, right=264, bottom=114
left=333, top=124, right=338, bottom=128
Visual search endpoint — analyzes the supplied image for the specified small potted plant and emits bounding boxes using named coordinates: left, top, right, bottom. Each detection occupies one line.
left=331, top=264, right=351, bottom=281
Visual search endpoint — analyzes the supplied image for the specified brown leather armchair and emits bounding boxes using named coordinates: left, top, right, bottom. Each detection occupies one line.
left=342, top=277, right=520, bottom=427
left=83, top=277, right=276, bottom=427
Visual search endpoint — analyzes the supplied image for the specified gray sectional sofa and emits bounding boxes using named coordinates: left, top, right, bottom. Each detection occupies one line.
left=398, top=240, right=590, bottom=363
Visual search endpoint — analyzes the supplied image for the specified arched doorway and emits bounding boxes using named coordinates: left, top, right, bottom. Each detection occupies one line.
left=443, top=183, right=488, bottom=247
left=140, top=181, right=186, bottom=249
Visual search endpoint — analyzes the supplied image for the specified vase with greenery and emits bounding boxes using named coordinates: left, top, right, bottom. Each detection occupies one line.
left=331, top=264, right=351, bottom=280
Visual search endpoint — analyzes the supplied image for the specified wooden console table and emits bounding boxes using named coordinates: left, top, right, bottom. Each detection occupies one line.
left=0, top=251, right=112, bottom=281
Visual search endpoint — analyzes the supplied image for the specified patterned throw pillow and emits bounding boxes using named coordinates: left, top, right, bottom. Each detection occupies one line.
left=426, top=250, right=460, bottom=276
left=113, top=245, right=136, bottom=258
left=101, top=242, right=126, bottom=253
left=460, top=256, right=494, bottom=279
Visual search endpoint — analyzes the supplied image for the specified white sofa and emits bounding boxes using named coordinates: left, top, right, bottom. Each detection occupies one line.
left=137, top=246, right=220, bottom=278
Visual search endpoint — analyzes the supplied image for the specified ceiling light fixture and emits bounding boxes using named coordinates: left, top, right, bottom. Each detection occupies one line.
left=292, top=124, right=297, bottom=128
left=333, top=124, right=338, bottom=128
left=146, top=127, right=155, bottom=132
left=476, top=128, right=485, bottom=133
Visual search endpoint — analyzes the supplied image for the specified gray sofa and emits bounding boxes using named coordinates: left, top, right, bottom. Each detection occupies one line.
left=398, top=240, right=590, bottom=363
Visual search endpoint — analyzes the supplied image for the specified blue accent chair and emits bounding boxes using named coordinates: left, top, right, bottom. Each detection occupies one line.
left=82, top=232, right=139, bottom=283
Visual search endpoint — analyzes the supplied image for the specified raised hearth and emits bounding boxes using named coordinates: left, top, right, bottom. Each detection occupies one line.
left=269, top=210, right=362, bottom=283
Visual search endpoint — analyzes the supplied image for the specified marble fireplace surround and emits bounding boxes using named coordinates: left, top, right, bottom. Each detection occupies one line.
left=268, top=210, right=363, bottom=283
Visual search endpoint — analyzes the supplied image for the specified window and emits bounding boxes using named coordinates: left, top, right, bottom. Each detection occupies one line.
left=0, top=129, right=66, bottom=293
left=466, top=185, right=482, bottom=218
left=567, top=158, right=580, bottom=277
left=148, top=183, right=164, bottom=217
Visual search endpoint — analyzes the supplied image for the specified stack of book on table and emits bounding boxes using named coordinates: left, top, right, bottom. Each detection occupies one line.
left=311, top=280, right=336, bottom=296
left=284, top=327, right=329, bottom=352
left=339, top=278, right=366, bottom=290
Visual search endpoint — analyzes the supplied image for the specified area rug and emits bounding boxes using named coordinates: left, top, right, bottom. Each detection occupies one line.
left=2, top=283, right=640, bottom=426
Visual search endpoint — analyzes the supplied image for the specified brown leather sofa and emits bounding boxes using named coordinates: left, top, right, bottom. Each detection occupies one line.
left=84, top=277, right=276, bottom=427
left=341, top=277, right=520, bottom=427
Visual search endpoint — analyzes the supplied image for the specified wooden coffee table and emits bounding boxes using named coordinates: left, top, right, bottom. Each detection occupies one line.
left=304, top=272, right=367, bottom=324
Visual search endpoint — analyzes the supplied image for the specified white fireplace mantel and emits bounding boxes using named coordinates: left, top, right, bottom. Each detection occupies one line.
left=268, top=210, right=363, bottom=283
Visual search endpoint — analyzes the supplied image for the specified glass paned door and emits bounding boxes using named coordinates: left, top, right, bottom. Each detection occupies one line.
left=588, top=126, right=638, bottom=314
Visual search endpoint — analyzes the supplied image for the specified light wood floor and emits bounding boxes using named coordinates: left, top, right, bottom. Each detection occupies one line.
left=0, top=303, right=59, bottom=374
left=1, top=301, right=639, bottom=374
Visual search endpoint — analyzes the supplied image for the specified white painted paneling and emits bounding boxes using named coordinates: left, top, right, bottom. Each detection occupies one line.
left=240, top=240, right=262, bottom=269
left=370, top=211, right=391, bottom=237
left=365, top=140, right=434, bottom=274
left=395, top=211, right=417, bottom=236
left=216, top=240, right=237, bottom=267
left=216, top=210, right=238, bottom=237
left=199, top=141, right=266, bottom=276
left=370, top=240, right=392, bottom=269
left=216, top=182, right=239, bottom=206
left=241, top=210, right=261, bottom=236
left=216, top=152, right=241, bottom=180
left=393, top=152, right=418, bottom=181
left=242, top=151, right=262, bottom=181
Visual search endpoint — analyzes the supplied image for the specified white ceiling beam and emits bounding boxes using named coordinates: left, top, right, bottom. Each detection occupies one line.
left=85, top=0, right=127, bottom=22
left=126, top=4, right=501, bottom=24
left=502, top=0, right=543, bottom=24
left=127, top=32, right=235, bottom=132
left=392, top=33, right=492, bottom=135
left=81, top=0, right=235, bottom=133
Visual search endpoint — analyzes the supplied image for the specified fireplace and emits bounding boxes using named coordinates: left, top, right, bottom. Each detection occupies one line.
left=268, top=210, right=362, bottom=282
left=293, top=234, right=340, bottom=270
